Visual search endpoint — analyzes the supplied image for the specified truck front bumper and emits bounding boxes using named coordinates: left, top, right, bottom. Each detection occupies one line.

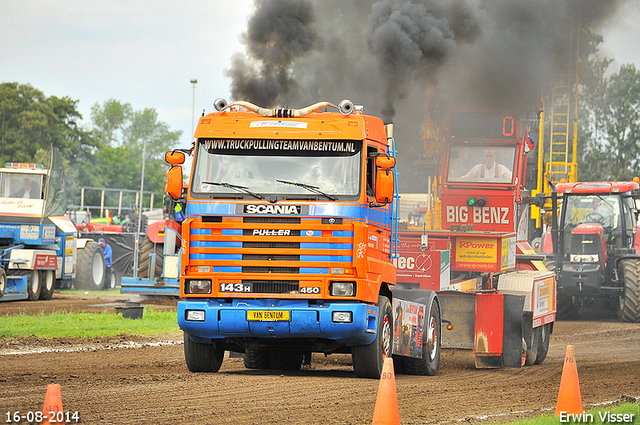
left=178, top=299, right=379, bottom=346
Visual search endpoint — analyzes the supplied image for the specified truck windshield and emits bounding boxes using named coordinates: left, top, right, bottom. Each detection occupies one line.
left=192, top=139, right=362, bottom=198
left=0, top=172, right=44, bottom=199
left=446, top=145, right=516, bottom=184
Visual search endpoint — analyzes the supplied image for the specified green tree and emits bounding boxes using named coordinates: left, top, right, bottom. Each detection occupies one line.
left=0, top=82, right=98, bottom=204
left=88, top=100, right=182, bottom=207
left=603, top=64, right=640, bottom=180
left=90, top=99, right=132, bottom=146
left=578, top=64, right=640, bottom=181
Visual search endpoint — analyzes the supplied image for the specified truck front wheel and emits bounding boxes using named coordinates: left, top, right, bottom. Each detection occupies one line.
left=352, top=295, right=392, bottom=379
left=184, top=333, right=224, bottom=373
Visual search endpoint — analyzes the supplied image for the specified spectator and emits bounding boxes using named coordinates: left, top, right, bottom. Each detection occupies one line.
left=99, top=238, right=113, bottom=289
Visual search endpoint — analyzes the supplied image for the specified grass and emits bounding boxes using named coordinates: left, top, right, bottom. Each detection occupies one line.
left=0, top=306, right=179, bottom=340
left=493, top=402, right=639, bottom=424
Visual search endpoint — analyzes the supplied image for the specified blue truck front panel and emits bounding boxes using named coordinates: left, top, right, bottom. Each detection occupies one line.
left=178, top=299, right=379, bottom=346
left=0, top=276, right=28, bottom=301
left=0, top=223, right=56, bottom=245
left=120, top=276, right=180, bottom=296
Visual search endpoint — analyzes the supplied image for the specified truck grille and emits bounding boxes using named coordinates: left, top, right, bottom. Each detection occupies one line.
left=242, top=280, right=299, bottom=293
left=243, top=217, right=301, bottom=224
left=187, top=217, right=356, bottom=288
left=243, top=267, right=300, bottom=274
left=244, top=242, right=300, bottom=249
left=243, top=254, right=300, bottom=261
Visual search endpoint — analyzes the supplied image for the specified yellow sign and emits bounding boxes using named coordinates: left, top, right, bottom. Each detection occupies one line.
left=247, top=310, right=290, bottom=321
left=456, top=237, right=498, bottom=264
left=534, top=276, right=555, bottom=315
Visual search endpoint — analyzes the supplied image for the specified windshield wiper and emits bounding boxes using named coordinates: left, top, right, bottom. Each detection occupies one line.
left=203, top=181, right=266, bottom=200
left=276, top=179, right=337, bottom=201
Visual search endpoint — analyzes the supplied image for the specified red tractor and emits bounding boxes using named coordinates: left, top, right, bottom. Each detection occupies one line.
left=541, top=181, right=640, bottom=322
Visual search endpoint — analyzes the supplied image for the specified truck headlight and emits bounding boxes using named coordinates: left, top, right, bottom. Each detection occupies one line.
left=570, top=254, right=599, bottom=263
left=332, top=311, right=353, bottom=323
left=330, top=281, right=355, bottom=296
left=186, top=279, right=212, bottom=294
left=185, top=310, right=206, bottom=321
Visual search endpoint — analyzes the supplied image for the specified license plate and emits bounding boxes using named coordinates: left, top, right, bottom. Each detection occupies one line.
left=247, top=310, right=290, bottom=321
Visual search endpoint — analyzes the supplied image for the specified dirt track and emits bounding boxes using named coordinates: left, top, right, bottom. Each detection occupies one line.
left=1, top=293, right=639, bottom=424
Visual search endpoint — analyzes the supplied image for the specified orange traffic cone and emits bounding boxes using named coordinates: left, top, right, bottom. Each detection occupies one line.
left=40, top=384, right=63, bottom=425
left=555, top=345, right=583, bottom=416
left=372, top=357, right=400, bottom=425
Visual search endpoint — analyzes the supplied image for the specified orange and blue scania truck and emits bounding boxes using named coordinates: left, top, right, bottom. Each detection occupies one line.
left=167, top=99, right=406, bottom=378
left=166, top=101, right=556, bottom=378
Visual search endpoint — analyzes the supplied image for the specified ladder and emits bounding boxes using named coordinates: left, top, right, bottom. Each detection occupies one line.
left=546, top=24, right=579, bottom=186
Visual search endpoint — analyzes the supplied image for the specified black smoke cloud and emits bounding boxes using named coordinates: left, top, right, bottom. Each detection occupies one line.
left=368, top=1, right=457, bottom=119
left=227, top=0, right=624, bottom=120
left=225, top=0, right=625, bottom=189
left=226, top=0, right=318, bottom=106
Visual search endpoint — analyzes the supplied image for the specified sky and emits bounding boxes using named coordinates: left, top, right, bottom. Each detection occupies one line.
left=1, top=0, right=639, bottom=153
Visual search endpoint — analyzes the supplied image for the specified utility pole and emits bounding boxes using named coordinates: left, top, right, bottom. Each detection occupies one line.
left=191, top=79, right=198, bottom=137
left=133, top=138, right=148, bottom=278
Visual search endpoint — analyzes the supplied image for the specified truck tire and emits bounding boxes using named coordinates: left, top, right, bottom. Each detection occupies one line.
left=243, top=349, right=270, bottom=370
left=525, top=325, right=541, bottom=366
left=268, top=349, right=303, bottom=371
left=8, top=269, right=41, bottom=301
left=352, top=295, right=392, bottom=379
left=401, top=296, right=441, bottom=375
left=184, top=333, right=224, bottom=373
left=0, top=269, right=6, bottom=298
left=139, top=237, right=163, bottom=279
left=39, top=270, right=55, bottom=300
left=534, top=323, right=551, bottom=365
left=618, top=259, right=640, bottom=323
left=74, top=241, right=106, bottom=291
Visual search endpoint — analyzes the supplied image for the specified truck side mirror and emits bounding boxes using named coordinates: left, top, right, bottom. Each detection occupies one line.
left=376, top=155, right=396, bottom=170
left=166, top=166, right=183, bottom=200
left=165, top=150, right=185, bottom=165
left=375, top=169, right=394, bottom=205
left=634, top=197, right=640, bottom=211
